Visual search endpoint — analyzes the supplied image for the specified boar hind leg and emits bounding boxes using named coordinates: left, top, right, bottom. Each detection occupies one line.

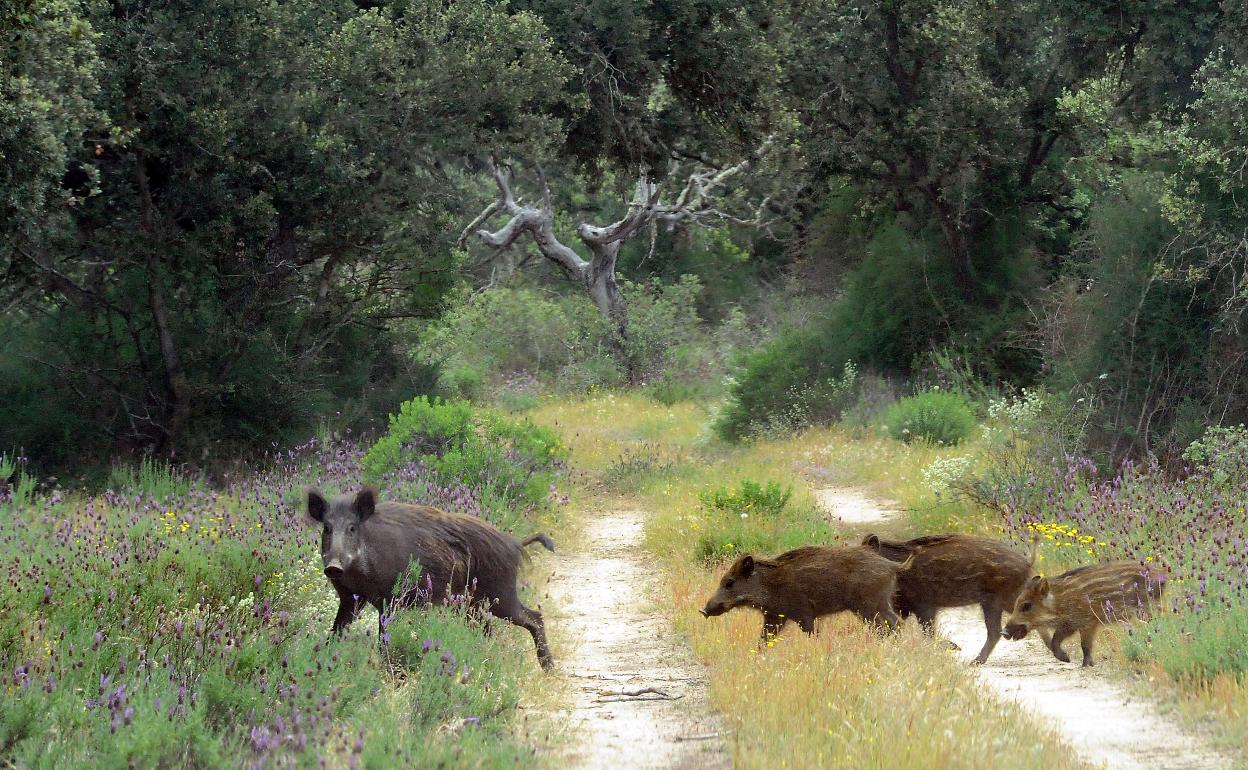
left=331, top=585, right=363, bottom=636
left=1048, top=626, right=1074, bottom=663
left=912, top=607, right=936, bottom=636
left=973, top=603, right=1004, bottom=664
left=1078, top=625, right=1099, bottom=667
left=491, top=599, right=554, bottom=670
left=857, top=604, right=899, bottom=633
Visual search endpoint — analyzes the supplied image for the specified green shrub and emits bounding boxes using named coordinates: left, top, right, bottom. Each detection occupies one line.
left=362, top=396, right=564, bottom=525
left=883, top=391, right=976, bottom=445
left=699, top=479, right=792, bottom=518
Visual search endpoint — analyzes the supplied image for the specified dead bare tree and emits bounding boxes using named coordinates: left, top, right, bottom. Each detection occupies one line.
left=459, top=142, right=776, bottom=342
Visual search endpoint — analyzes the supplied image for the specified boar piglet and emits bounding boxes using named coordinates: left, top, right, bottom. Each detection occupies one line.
left=700, top=545, right=906, bottom=642
left=1002, top=560, right=1166, bottom=667
left=309, top=487, right=556, bottom=670
left=863, top=533, right=1034, bottom=664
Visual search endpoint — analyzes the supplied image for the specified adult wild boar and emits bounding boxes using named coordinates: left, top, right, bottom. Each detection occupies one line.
left=862, top=532, right=1034, bottom=663
left=700, top=545, right=907, bottom=642
left=308, top=487, right=555, bottom=669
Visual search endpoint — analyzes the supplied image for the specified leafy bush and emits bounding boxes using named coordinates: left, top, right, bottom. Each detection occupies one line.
left=414, top=279, right=744, bottom=398
left=1181, top=424, right=1248, bottom=485
left=883, top=391, right=976, bottom=445
left=714, top=328, right=855, bottom=440
left=362, top=396, right=564, bottom=528
left=415, top=287, right=614, bottom=386
left=699, top=479, right=792, bottom=518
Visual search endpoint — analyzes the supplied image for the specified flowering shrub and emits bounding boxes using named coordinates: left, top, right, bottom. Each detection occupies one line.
left=921, top=456, right=976, bottom=495
left=0, top=434, right=551, bottom=767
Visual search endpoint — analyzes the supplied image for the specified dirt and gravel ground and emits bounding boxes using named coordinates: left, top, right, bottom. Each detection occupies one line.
left=544, top=507, right=729, bottom=769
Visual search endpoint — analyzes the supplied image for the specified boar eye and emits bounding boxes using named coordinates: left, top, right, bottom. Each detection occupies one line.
left=348, top=524, right=357, bottom=534
left=724, top=578, right=735, bottom=589
left=1020, top=601, right=1033, bottom=612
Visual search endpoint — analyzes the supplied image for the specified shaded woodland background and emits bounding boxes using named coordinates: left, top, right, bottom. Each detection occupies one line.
left=7, top=0, right=1248, bottom=474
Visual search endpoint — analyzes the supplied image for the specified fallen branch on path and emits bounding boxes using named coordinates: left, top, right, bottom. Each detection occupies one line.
left=593, top=686, right=682, bottom=702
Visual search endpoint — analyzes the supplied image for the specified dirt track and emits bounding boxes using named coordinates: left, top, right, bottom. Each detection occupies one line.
left=544, top=507, right=729, bottom=769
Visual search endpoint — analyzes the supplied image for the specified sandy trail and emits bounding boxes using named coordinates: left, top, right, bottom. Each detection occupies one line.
left=544, top=508, right=729, bottom=769
left=938, top=608, right=1230, bottom=770
left=815, top=487, right=898, bottom=525
left=816, top=486, right=1234, bottom=770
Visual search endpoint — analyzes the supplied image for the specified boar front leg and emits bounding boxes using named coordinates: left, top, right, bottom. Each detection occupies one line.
left=759, top=612, right=786, bottom=645
left=1047, top=625, right=1074, bottom=663
left=330, top=584, right=363, bottom=636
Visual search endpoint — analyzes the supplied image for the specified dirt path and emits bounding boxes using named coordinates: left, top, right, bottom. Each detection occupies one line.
left=816, top=487, right=1234, bottom=770
left=544, top=507, right=729, bottom=769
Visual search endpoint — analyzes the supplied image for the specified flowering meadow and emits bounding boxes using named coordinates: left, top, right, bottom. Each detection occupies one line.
left=0, top=425, right=559, bottom=768
left=998, top=447, right=1248, bottom=681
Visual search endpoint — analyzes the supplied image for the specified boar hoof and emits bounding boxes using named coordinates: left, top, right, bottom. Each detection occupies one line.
left=1081, top=657, right=1095, bottom=667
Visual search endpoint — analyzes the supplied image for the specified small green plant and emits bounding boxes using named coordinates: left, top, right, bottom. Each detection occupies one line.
left=883, top=390, right=976, bottom=445
left=107, top=456, right=199, bottom=501
left=699, top=479, right=792, bottom=518
left=601, top=444, right=679, bottom=492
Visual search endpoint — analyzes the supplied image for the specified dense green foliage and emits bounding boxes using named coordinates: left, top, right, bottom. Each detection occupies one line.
left=882, top=391, right=976, bottom=445
left=2, top=0, right=571, bottom=470
left=362, top=396, right=564, bottom=530
left=8, top=0, right=1248, bottom=466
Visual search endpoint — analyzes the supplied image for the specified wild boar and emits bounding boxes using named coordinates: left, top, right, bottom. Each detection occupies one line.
left=308, top=487, right=556, bottom=670
left=862, top=532, right=1034, bottom=663
left=1002, top=560, right=1166, bottom=666
left=700, top=545, right=907, bottom=642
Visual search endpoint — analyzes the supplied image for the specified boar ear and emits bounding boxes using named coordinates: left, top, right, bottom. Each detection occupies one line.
left=307, top=489, right=327, bottom=523
left=862, top=533, right=881, bottom=550
left=739, top=555, right=755, bottom=576
left=354, top=487, right=378, bottom=521
left=1035, top=576, right=1050, bottom=596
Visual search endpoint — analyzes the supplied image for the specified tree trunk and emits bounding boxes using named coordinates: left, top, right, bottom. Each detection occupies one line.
left=135, top=149, right=189, bottom=453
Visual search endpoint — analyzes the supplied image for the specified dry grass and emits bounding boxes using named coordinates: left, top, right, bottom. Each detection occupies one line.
left=530, top=392, right=1088, bottom=770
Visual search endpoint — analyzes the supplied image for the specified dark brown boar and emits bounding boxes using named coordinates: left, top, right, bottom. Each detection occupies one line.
left=1002, top=560, right=1166, bottom=666
left=308, top=487, right=556, bottom=670
left=699, top=545, right=906, bottom=642
left=862, top=532, right=1033, bottom=664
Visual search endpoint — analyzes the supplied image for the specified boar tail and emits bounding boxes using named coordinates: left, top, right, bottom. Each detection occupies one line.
left=1027, top=530, right=1041, bottom=571
left=520, top=533, right=556, bottom=552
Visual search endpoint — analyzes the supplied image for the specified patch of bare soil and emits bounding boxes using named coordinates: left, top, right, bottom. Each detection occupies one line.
left=814, top=487, right=899, bottom=525
left=817, top=487, right=1235, bottom=770
left=544, top=508, right=729, bottom=769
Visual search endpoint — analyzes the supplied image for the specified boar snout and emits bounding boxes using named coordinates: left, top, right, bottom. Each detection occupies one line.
left=701, top=602, right=727, bottom=618
left=1002, top=622, right=1028, bottom=640
left=324, top=561, right=345, bottom=580
left=698, top=608, right=709, bottom=618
